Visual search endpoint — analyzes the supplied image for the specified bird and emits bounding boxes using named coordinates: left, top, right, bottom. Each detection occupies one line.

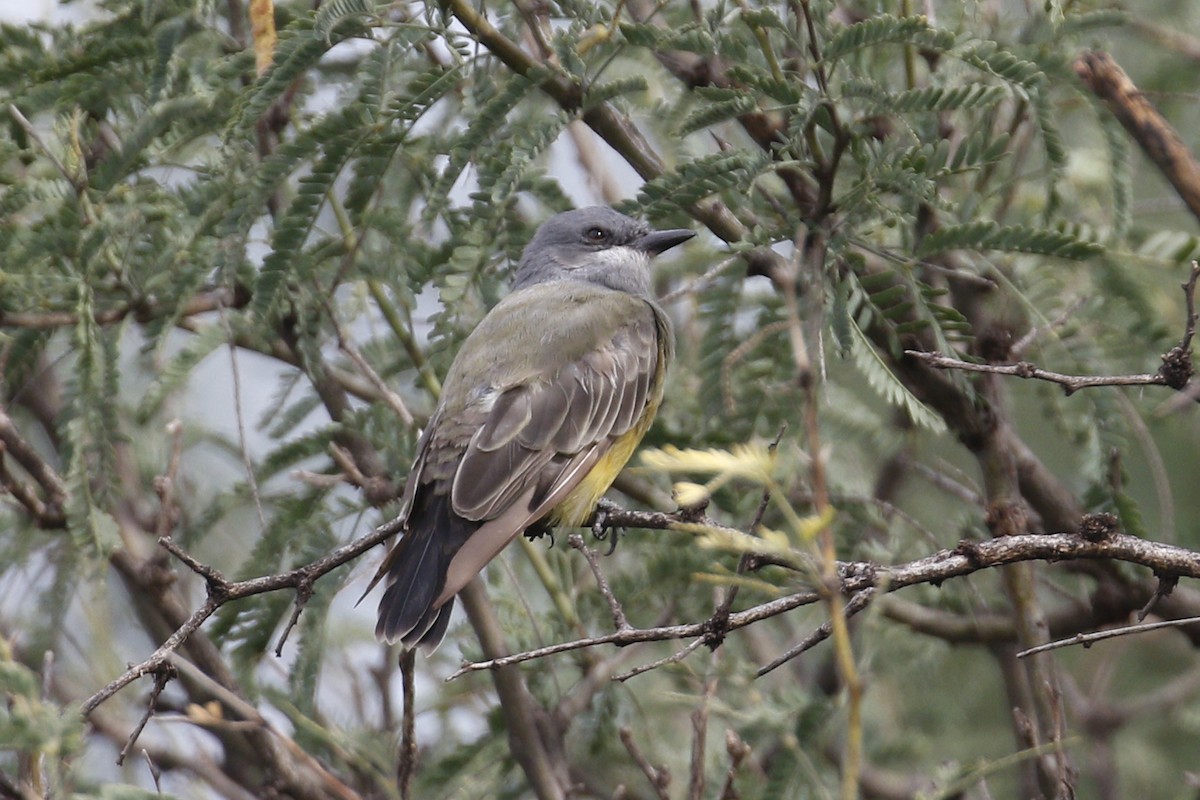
left=369, top=206, right=695, bottom=652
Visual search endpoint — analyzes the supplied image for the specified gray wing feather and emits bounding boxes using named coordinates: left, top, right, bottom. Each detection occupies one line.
left=474, top=390, right=532, bottom=451
left=450, top=310, right=661, bottom=521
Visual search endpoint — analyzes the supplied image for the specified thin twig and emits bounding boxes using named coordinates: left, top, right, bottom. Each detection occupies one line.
left=168, top=653, right=364, bottom=800
left=905, top=350, right=1171, bottom=394
left=1016, top=616, right=1200, bottom=659
left=613, top=638, right=707, bottom=682
left=1180, top=261, right=1200, bottom=353
left=331, top=313, right=416, bottom=428
left=910, top=262, right=1198, bottom=397
left=8, top=104, right=80, bottom=189
left=705, top=424, right=787, bottom=644
left=756, top=589, right=876, bottom=678
left=80, top=514, right=404, bottom=716
left=1139, top=574, right=1179, bottom=622
left=218, top=302, right=267, bottom=528
left=720, top=321, right=790, bottom=414
left=1011, top=296, right=1089, bottom=358
left=569, top=534, right=630, bottom=632
left=687, top=651, right=719, bottom=800
left=618, top=728, right=671, bottom=800
left=660, top=255, right=743, bottom=304
left=0, top=442, right=62, bottom=527
left=274, top=578, right=313, bottom=657
left=153, top=420, right=185, bottom=538
left=159, top=537, right=229, bottom=587
left=0, top=406, right=68, bottom=509
left=117, top=664, right=176, bottom=766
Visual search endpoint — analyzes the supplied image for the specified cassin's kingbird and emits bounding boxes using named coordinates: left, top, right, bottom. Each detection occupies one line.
left=371, top=207, right=694, bottom=651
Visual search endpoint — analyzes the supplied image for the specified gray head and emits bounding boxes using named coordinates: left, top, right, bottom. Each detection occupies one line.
left=513, top=207, right=694, bottom=296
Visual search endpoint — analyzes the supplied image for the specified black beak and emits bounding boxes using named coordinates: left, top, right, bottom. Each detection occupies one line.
left=634, top=228, right=696, bottom=256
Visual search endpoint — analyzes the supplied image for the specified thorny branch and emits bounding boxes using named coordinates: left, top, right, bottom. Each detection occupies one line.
left=448, top=522, right=1200, bottom=679
left=83, top=499, right=1200, bottom=753
left=80, top=514, right=403, bottom=717
left=905, top=261, right=1199, bottom=395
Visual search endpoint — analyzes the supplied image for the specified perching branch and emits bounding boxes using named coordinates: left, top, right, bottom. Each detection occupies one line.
left=448, top=520, right=1200, bottom=679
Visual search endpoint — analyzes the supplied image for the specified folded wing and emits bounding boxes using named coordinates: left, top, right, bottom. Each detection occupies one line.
left=374, top=291, right=667, bottom=650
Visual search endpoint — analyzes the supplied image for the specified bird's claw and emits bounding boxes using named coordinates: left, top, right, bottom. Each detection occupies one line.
left=523, top=520, right=555, bottom=546
left=592, top=507, right=624, bottom=555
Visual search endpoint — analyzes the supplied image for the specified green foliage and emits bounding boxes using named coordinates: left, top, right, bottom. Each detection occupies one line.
left=848, top=320, right=947, bottom=432
left=1, top=1, right=1197, bottom=798
left=917, top=221, right=1105, bottom=259
left=842, top=80, right=1008, bottom=113
left=0, top=649, right=81, bottom=754
left=822, top=14, right=938, bottom=62
left=631, top=151, right=771, bottom=216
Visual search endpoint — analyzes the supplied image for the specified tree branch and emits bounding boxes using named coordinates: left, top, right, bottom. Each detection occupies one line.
left=1074, top=50, right=1200, bottom=225
left=449, top=525, right=1200, bottom=678
left=903, top=351, right=1176, bottom=394
left=0, top=287, right=245, bottom=330
left=80, top=514, right=403, bottom=716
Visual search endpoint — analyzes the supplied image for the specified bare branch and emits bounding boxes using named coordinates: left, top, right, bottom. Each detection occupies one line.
left=1139, top=574, right=1179, bottom=622
left=904, top=350, right=1171, bottom=394
left=906, top=261, right=1197, bottom=399
left=117, top=663, right=176, bottom=766
left=613, top=638, right=707, bottom=682
left=1179, top=262, right=1199, bottom=353
left=449, top=529, right=1200, bottom=678
left=1074, top=51, right=1200, bottom=225
left=0, top=287, right=244, bottom=330
left=619, top=727, right=671, bottom=800
left=0, top=406, right=67, bottom=513
left=568, top=534, right=631, bottom=632
left=81, top=514, right=403, bottom=716
left=756, top=588, right=875, bottom=678
left=274, top=578, right=313, bottom=657
left=1017, top=616, right=1200, bottom=659
left=397, top=649, right=417, bottom=800
left=159, top=536, right=229, bottom=588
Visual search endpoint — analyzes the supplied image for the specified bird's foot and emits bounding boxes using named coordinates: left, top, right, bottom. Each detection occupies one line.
left=523, top=520, right=555, bottom=546
left=592, top=502, right=624, bottom=556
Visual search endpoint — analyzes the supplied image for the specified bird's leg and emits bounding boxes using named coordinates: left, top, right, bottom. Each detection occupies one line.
left=592, top=499, right=625, bottom=555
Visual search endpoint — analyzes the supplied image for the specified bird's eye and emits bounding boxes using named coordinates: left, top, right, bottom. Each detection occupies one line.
left=585, top=227, right=608, bottom=242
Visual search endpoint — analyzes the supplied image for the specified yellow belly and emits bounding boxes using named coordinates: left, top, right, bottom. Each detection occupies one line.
left=547, top=398, right=660, bottom=528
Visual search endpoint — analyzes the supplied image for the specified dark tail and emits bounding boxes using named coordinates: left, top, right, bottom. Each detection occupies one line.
left=374, top=486, right=478, bottom=652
